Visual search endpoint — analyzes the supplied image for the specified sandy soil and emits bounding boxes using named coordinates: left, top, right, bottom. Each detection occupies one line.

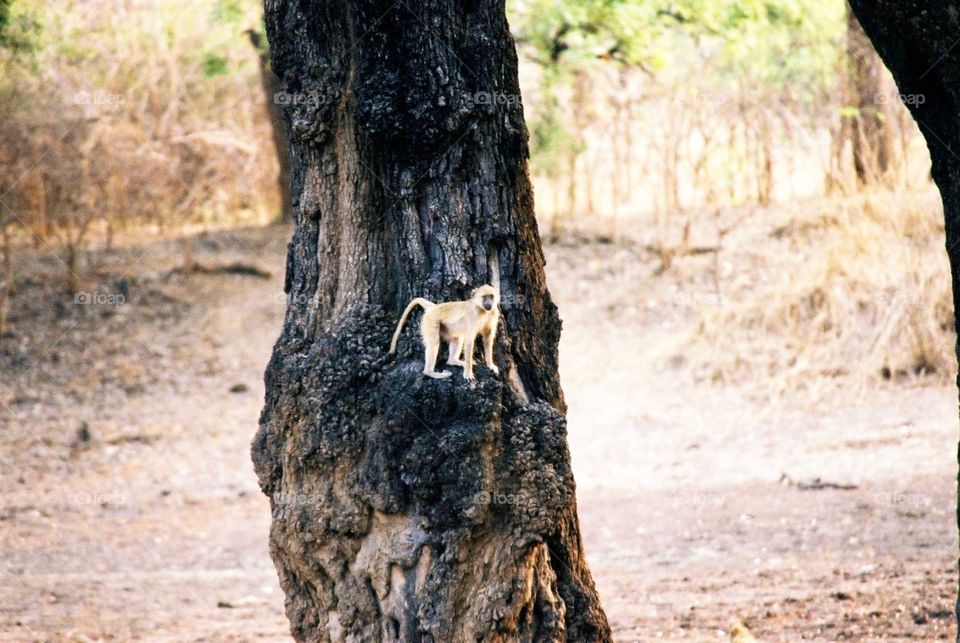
left=0, top=224, right=955, bottom=641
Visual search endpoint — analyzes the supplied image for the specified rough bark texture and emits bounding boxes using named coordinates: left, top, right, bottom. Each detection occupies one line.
left=846, top=0, right=960, bottom=629
left=251, top=1, right=610, bottom=641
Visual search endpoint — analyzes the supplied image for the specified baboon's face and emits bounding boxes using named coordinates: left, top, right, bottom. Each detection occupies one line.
left=473, top=285, right=498, bottom=312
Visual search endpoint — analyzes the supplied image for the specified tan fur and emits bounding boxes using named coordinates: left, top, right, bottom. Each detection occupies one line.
left=389, top=285, right=500, bottom=381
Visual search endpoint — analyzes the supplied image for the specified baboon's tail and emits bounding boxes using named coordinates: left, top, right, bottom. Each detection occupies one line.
left=389, top=297, right=433, bottom=354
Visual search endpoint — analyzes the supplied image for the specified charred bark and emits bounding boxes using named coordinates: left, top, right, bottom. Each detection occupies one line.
left=846, top=0, right=960, bottom=628
left=251, top=1, right=610, bottom=641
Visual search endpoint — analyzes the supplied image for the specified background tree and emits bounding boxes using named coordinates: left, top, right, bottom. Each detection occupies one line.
left=848, top=0, right=960, bottom=623
left=251, top=1, right=610, bottom=640
left=509, top=0, right=846, bottom=223
left=837, top=6, right=897, bottom=185
left=247, top=27, right=292, bottom=221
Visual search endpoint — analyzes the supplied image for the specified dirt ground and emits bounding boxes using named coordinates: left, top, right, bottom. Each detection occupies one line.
left=0, top=222, right=956, bottom=641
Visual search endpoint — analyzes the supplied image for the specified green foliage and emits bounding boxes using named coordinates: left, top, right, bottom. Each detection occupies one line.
left=0, top=0, right=42, bottom=57
left=511, top=0, right=844, bottom=91
left=202, top=52, right=229, bottom=77
left=514, top=0, right=664, bottom=68
left=509, top=0, right=846, bottom=175
left=531, top=109, right=581, bottom=177
left=676, top=0, right=844, bottom=94
left=197, top=0, right=264, bottom=79
left=213, top=0, right=245, bottom=23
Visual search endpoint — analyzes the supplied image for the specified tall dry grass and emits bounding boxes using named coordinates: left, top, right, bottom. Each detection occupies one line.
left=0, top=0, right=277, bottom=291
left=522, top=59, right=932, bottom=239
left=684, top=189, right=953, bottom=396
left=0, top=0, right=950, bottom=404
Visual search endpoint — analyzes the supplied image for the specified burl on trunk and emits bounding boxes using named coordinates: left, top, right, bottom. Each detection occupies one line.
left=251, top=1, right=610, bottom=641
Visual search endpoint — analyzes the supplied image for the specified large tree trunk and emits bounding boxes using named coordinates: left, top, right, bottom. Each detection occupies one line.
left=838, top=6, right=897, bottom=185
left=846, top=0, right=960, bottom=628
left=251, top=1, right=610, bottom=641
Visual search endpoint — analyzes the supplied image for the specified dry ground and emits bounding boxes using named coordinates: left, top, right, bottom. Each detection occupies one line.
left=0, top=213, right=956, bottom=641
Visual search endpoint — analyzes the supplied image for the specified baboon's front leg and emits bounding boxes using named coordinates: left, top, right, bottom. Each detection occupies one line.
left=483, top=325, right=499, bottom=375
left=462, top=335, right=476, bottom=381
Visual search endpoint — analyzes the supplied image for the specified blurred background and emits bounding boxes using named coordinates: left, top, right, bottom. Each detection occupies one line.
left=1, top=0, right=955, bottom=640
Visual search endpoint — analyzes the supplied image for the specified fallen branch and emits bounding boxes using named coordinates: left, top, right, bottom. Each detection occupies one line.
left=169, top=261, right=272, bottom=279
left=781, top=473, right=858, bottom=491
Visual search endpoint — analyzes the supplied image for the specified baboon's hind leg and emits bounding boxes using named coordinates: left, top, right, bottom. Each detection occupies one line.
left=422, top=320, right=450, bottom=378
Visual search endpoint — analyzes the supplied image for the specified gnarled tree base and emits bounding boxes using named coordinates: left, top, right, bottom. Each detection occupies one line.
left=253, top=307, right=610, bottom=642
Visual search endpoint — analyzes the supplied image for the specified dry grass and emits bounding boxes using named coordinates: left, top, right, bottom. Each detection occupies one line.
left=0, top=0, right=277, bottom=281
left=683, top=188, right=954, bottom=395
left=0, top=2, right=951, bottom=404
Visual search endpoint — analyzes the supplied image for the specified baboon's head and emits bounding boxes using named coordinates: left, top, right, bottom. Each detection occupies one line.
left=472, top=284, right=499, bottom=312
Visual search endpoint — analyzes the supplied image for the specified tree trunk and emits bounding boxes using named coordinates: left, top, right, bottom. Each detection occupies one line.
left=846, top=0, right=960, bottom=627
left=248, top=28, right=293, bottom=221
left=251, top=2, right=610, bottom=641
left=838, top=5, right=897, bottom=185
